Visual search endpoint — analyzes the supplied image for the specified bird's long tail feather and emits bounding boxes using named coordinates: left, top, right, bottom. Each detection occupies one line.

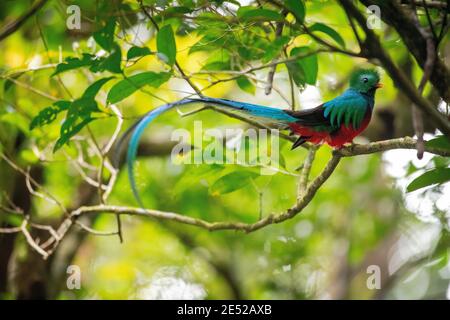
left=117, top=97, right=297, bottom=206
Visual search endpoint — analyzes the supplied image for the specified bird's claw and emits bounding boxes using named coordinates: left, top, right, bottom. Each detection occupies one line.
left=333, top=142, right=357, bottom=156
left=343, top=142, right=354, bottom=149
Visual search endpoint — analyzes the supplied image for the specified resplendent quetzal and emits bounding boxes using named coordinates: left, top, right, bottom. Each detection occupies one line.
left=120, top=68, right=382, bottom=205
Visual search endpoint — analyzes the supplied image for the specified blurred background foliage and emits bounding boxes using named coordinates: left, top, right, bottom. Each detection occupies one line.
left=0, top=0, right=449, bottom=300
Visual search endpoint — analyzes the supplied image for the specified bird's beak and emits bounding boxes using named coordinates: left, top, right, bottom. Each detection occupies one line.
left=375, top=83, right=383, bottom=89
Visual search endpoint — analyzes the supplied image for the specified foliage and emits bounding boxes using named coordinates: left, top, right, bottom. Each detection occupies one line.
left=0, top=0, right=449, bottom=300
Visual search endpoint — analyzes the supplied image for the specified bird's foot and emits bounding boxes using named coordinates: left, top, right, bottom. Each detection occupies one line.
left=343, top=142, right=355, bottom=150
left=333, top=142, right=356, bottom=156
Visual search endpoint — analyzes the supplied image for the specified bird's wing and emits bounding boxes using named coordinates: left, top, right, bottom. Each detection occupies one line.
left=284, top=104, right=331, bottom=127
left=286, top=90, right=370, bottom=130
left=322, top=91, right=370, bottom=129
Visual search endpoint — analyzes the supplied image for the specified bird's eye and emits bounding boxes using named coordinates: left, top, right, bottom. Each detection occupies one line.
left=362, top=77, right=369, bottom=83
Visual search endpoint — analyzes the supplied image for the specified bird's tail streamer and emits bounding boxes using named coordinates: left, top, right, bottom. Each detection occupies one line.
left=116, top=96, right=297, bottom=207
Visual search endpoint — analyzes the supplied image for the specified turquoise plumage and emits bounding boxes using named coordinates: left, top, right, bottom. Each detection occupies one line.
left=323, top=88, right=375, bottom=129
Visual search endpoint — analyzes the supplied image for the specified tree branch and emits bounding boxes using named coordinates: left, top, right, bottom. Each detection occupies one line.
left=0, top=0, right=49, bottom=42
left=3, top=135, right=448, bottom=259
left=71, top=155, right=340, bottom=233
left=336, top=136, right=450, bottom=157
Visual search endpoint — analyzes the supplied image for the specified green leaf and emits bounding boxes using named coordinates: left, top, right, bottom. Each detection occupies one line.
left=262, top=36, right=290, bottom=62
left=162, top=6, right=193, bottom=15
left=173, top=164, right=225, bottom=196
left=70, top=97, right=100, bottom=117
left=19, top=149, right=39, bottom=164
left=52, top=54, right=97, bottom=76
left=53, top=47, right=121, bottom=76
left=157, top=25, right=177, bottom=66
left=433, top=156, right=450, bottom=169
left=93, top=18, right=116, bottom=52
left=286, top=60, right=306, bottom=87
left=201, top=61, right=230, bottom=71
left=1, top=214, right=22, bottom=227
left=425, top=135, right=450, bottom=151
left=53, top=98, right=100, bottom=152
left=201, top=52, right=231, bottom=71
left=285, top=0, right=305, bottom=23
left=406, top=168, right=450, bottom=192
left=236, top=76, right=255, bottom=95
left=30, top=100, right=71, bottom=130
left=107, top=72, right=171, bottom=104
left=54, top=117, right=92, bottom=152
left=82, top=77, right=114, bottom=99
left=237, top=7, right=283, bottom=21
left=95, top=44, right=122, bottom=73
left=210, top=171, right=259, bottom=195
left=4, top=79, right=13, bottom=92
left=4, top=77, right=18, bottom=92
left=290, top=47, right=318, bottom=85
left=127, top=46, right=152, bottom=60
left=53, top=100, right=72, bottom=110
left=309, top=22, right=346, bottom=48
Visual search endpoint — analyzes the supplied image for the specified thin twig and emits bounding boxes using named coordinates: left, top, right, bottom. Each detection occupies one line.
left=20, top=220, right=49, bottom=259
left=421, top=0, right=438, bottom=41
left=346, top=11, right=363, bottom=48
left=0, top=152, right=68, bottom=215
left=5, top=77, right=60, bottom=101
left=265, top=12, right=286, bottom=95
left=0, top=227, right=21, bottom=233
left=297, top=145, right=317, bottom=199
left=193, top=49, right=328, bottom=76
left=410, top=2, right=436, bottom=159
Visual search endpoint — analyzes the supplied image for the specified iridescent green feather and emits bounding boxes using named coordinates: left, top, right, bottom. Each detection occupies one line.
left=323, top=90, right=370, bottom=130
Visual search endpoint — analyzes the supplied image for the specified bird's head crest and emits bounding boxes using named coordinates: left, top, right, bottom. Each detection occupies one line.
left=349, top=68, right=381, bottom=94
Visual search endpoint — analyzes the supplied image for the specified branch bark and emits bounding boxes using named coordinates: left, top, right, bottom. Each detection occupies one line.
left=336, top=136, right=450, bottom=157
left=0, top=0, right=49, bottom=42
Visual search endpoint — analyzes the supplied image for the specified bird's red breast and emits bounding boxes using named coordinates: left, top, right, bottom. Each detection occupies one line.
left=289, top=110, right=372, bottom=148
